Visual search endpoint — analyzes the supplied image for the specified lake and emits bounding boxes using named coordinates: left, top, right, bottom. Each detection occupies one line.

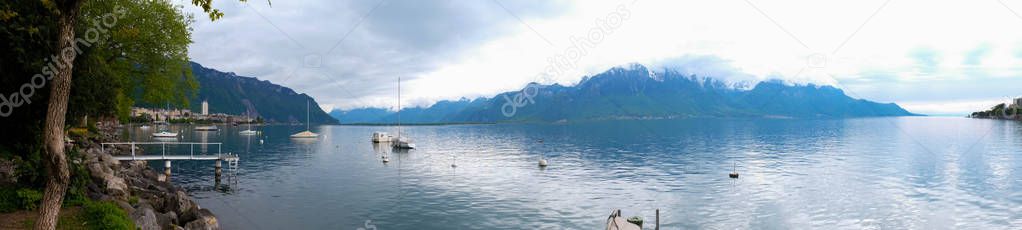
left=122, top=117, right=1022, bottom=229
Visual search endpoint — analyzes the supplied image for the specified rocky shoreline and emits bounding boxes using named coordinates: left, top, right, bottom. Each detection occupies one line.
left=77, top=124, right=219, bottom=230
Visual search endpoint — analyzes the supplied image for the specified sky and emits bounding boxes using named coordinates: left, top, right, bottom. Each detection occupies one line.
left=181, top=0, right=1022, bottom=115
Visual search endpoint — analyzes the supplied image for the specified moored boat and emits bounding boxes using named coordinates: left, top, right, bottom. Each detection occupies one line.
left=195, top=125, right=218, bottom=131
left=152, top=131, right=179, bottom=138
left=372, top=132, right=393, bottom=143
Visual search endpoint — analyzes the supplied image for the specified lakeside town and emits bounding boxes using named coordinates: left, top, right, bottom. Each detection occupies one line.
left=129, top=100, right=262, bottom=125
left=969, top=97, right=1022, bottom=120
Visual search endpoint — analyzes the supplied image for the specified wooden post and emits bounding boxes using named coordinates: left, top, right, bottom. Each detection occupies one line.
left=164, top=160, right=172, bottom=179
left=215, top=160, right=222, bottom=184
left=655, top=209, right=659, bottom=230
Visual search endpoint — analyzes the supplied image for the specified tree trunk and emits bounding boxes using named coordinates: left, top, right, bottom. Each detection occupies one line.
left=36, top=1, right=83, bottom=229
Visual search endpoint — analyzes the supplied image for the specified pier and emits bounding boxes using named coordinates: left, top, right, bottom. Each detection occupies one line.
left=101, top=142, right=239, bottom=181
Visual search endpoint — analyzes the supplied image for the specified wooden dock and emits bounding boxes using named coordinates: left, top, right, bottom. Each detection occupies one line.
left=111, top=154, right=238, bottom=161
left=101, top=142, right=239, bottom=179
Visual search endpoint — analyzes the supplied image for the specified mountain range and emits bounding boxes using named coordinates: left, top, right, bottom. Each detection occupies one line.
left=331, top=64, right=915, bottom=124
left=154, top=62, right=339, bottom=124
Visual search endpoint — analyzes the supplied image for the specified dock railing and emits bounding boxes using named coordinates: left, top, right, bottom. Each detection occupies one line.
left=100, top=142, right=233, bottom=161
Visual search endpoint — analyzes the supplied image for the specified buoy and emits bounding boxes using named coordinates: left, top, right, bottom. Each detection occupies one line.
left=538, top=159, right=548, bottom=167
left=451, top=163, right=457, bottom=168
left=382, top=156, right=390, bottom=163
left=259, top=139, right=264, bottom=144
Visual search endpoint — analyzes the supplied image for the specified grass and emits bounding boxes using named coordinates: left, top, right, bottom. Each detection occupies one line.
left=2, top=207, right=87, bottom=230
left=0, top=201, right=134, bottom=230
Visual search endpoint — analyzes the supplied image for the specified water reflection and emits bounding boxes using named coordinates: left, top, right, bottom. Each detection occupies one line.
left=120, top=118, right=1022, bottom=229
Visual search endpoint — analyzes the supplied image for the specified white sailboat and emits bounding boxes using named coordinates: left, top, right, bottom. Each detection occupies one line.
left=152, top=131, right=179, bottom=138
left=391, top=77, right=415, bottom=149
left=195, top=125, right=218, bottom=131
left=290, top=100, right=320, bottom=138
left=239, top=113, right=259, bottom=135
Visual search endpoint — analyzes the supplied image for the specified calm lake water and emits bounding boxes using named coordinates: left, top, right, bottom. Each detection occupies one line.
left=122, top=117, right=1022, bottom=229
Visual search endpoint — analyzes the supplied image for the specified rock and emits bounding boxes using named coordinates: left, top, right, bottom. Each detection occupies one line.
left=184, top=209, right=219, bottom=230
left=116, top=200, right=135, bottom=214
left=100, top=153, right=120, bottom=166
left=102, top=172, right=129, bottom=198
left=166, top=190, right=197, bottom=222
left=158, top=211, right=179, bottom=229
left=131, top=203, right=160, bottom=230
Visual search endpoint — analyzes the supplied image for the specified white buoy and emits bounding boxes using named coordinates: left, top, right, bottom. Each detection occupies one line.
left=259, top=139, right=264, bottom=144
left=538, top=159, right=548, bottom=167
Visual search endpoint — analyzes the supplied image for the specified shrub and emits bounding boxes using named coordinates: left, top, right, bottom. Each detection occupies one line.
left=0, top=188, right=17, bottom=213
left=15, top=188, right=42, bottom=210
left=82, top=201, right=135, bottom=230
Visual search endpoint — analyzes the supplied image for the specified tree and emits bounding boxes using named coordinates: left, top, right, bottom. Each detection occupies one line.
left=33, top=1, right=261, bottom=229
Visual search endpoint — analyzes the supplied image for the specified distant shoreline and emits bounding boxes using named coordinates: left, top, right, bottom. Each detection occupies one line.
left=335, top=122, right=497, bottom=126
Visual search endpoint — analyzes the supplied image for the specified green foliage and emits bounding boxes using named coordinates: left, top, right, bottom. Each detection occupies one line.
left=0, top=188, right=18, bottom=213
left=0, top=187, right=43, bottom=212
left=82, top=201, right=134, bottom=230
left=16, top=188, right=42, bottom=210
left=65, top=148, right=91, bottom=204
left=71, top=0, right=198, bottom=124
left=1, top=0, right=199, bottom=191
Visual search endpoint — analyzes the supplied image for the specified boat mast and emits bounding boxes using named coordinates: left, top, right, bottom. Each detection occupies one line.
left=397, top=76, right=401, bottom=139
left=306, top=99, right=311, bottom=131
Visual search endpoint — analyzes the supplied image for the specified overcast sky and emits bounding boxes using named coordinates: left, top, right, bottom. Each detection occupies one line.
left=180, top=0, right=1022, bottom=115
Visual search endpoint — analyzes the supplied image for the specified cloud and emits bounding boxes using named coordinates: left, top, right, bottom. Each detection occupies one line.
left=184, top=0, right=569, bottom=110
left=647, top=55, right=761, bottom=85
left=181, top=0, right=1022, bottom=113
left=908, top=47, right=941, bottom=75
left=962, top=44, right=992, bottom=66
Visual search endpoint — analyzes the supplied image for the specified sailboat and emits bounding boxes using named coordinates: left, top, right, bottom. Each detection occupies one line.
left=391, top=77, right=415, bottom=149
left=153, top=102, right=179, bottom=138
left=239, top=113, right=259, bottom=135
left=290, top=100, right=320, bottom=138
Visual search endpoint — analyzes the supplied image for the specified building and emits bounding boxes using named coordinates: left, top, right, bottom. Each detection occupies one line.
left=201, top=100, right=209, bottom=115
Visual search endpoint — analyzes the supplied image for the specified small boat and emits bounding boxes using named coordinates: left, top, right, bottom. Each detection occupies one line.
left=389, top=77, right=415, bottom=149
left=290, top=130, right=319, bottom=138
left=290, top=100, right=319, bottom=139
left=195, top=125, right=218, bottom=131
left=371, top=132, right=393, bottom=143
left=239, top=115, right=260, bottom=135
left=152, top=131, right=178, bottom=138
left=139, top=125, right=151, bottom=129
left=391, top=136, right=415, bottom=149
left=605, top=210, right=642, bottom=230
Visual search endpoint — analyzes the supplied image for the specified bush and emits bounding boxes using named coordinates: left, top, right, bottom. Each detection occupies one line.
left=0, top=188, right=43, bottom=212
left=16, top=188, right=42, bottom=210
left=82, top=201, right=135, bottom=230
left=0, top=188, right=17, bottom=213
